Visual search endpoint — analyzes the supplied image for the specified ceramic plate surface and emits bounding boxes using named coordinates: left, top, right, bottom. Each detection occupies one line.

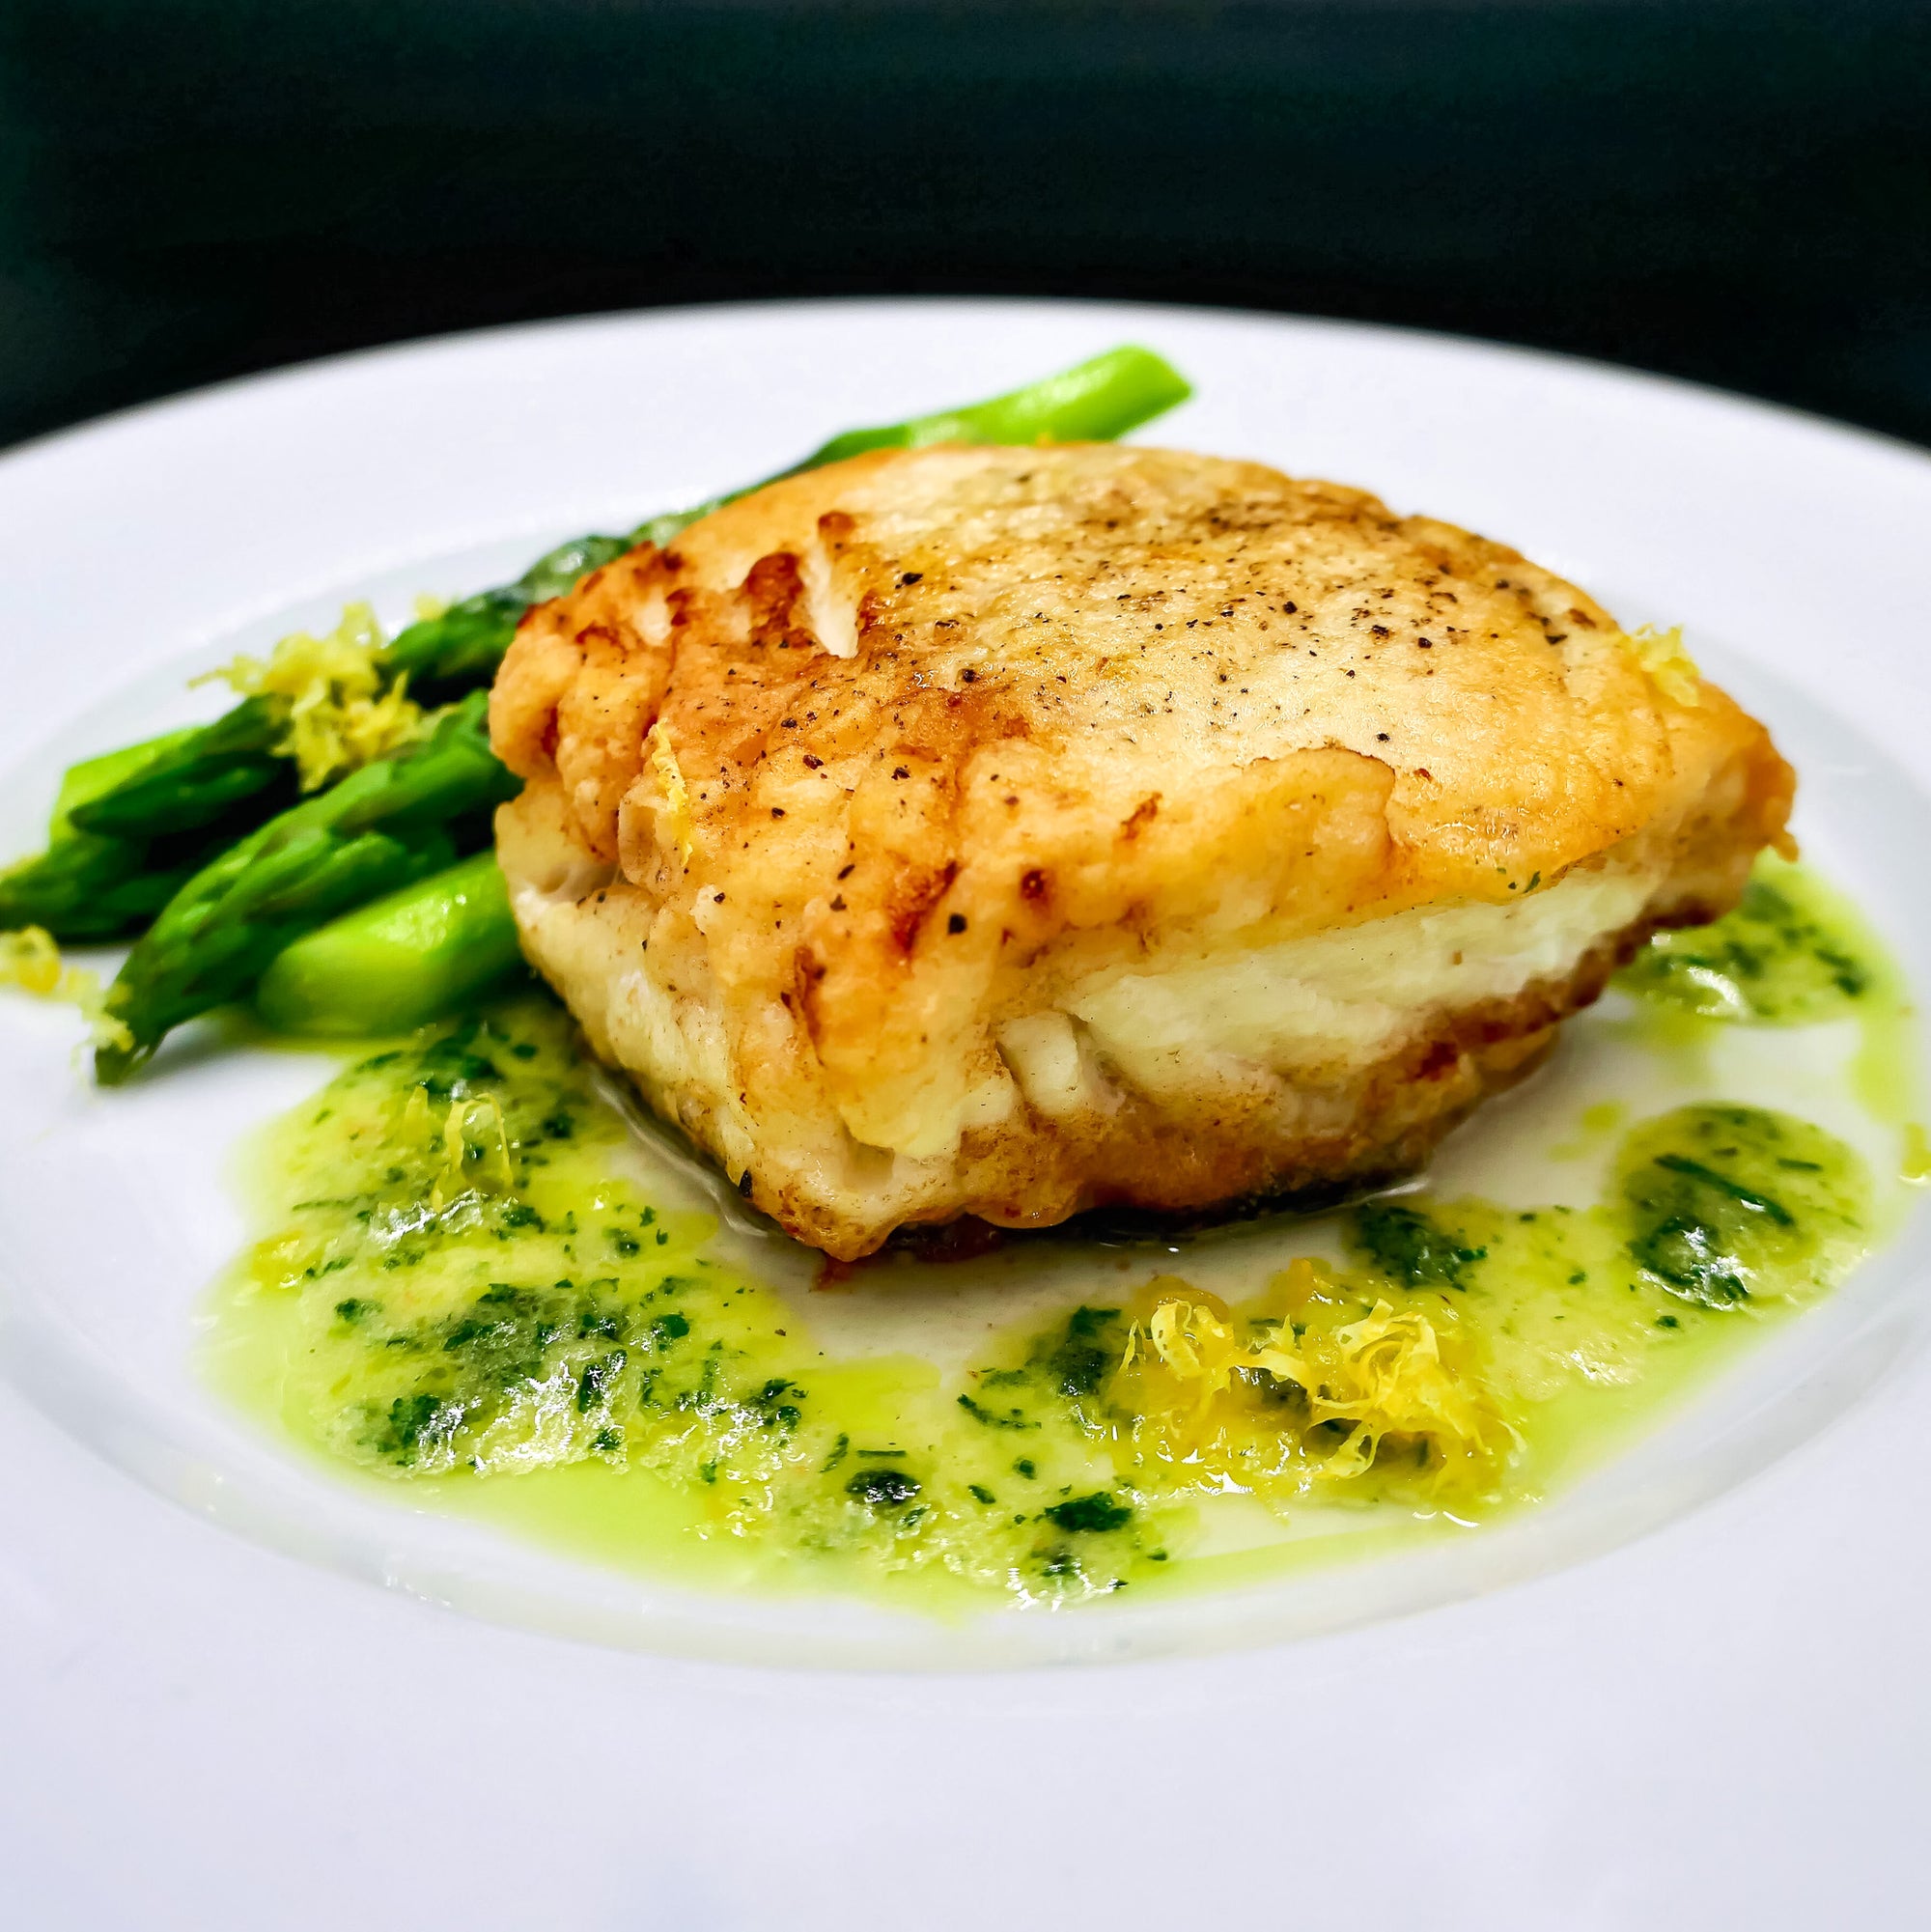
left=4, top=300, right=1930, bottom=1929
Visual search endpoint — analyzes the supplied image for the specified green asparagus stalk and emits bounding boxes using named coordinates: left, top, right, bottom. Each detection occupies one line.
left=67, top=696, right=293, bottom=839
left=0, top=832, right=200, bottom=941
left=765, top=343, right=1194, bottom=477
left=7, top=346, right=1190, bottom=940
left=255, top=850, right=523, bottom=1036
left=378, top=534, right=636, bottom=703
left=50, top=728, right=200, bottom=837
left=0, top=725, right=253, bottom=940
left=0, top=709, right=295, bottom=940
left=383, top=344, right=1192, bottom=695
left=95, top=692, right=517, bottom=1081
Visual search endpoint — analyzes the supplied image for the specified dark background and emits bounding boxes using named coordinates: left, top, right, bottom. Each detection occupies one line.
left=3, top=0, right=1928, bottom=453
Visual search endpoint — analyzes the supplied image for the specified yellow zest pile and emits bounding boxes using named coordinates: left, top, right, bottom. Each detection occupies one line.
left=1110, top=1262, right=1515, bottom=1507
left=398, top=1082, right=517, bottom=1207
left=199, top=602, right=423, bottom=791
left=2, top=923, right=79, bottom=998
left=1624, top=624, right=1702, bottom=707
left=0, top=925, right=134, bottom=1052
left=646, top=723, right=695, bottom=862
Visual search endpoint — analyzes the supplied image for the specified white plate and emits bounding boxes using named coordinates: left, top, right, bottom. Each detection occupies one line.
left=4, top=300, right=1930, bottom=1928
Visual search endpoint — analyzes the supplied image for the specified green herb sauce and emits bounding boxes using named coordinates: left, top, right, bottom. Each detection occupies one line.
left=207, top=857, right=1921, bottom=1612
left=1616, top=851, right=1888, bottom=1024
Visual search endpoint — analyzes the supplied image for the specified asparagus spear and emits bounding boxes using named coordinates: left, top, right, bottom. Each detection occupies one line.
left=0, top=832, right=202, bottom=941
left=67, top=696, right=293, bottom=839
left=7, top=346, right=1191, bottom=936
left=254, top=850, right=523, bottom=1036
left=0, top=707, right=297, bottom=939
left=21, top=343, right=1197, bottom=1053
left=50, top=728, right=200, bottom=837
left=0, top=726, right=248, bottom=940
left=763, top=342, right=1193, bottom=477
left=383, top=344, right=1192, bottom=695
left=379, top=534, right=635, bottom=703
left=95, top=692, right=516, bottom=1081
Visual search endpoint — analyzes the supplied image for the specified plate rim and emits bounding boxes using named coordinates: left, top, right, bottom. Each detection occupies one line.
left=6, top=294, right=1931, bottom=1920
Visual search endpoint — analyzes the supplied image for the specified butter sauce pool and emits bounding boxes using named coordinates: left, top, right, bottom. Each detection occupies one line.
left=204, top=856, right=1920, bottom=1613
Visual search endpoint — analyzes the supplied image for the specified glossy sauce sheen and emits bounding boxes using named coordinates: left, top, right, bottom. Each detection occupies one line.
left=206, top=857, right=1917, bottom=1611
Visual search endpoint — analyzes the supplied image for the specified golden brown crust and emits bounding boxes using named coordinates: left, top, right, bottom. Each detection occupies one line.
left=490, top=443, right=1793, bottom=1258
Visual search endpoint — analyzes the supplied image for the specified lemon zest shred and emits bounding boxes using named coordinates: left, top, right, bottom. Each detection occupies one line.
left=0, top=926, right=134, bottom=1053
left=249, top=1229, right=311, bottom=1291
left=196, top=602, right=424, bottom=793
left=1, top=924, right=70, bottom=998
left=430, top=1093, right=516, bottom=1212
left=1902, top=1122, right=1931, bottom=1187
left=89, top=1006, right=136, bottom=1056
left=1116, top=1277, right=1515, bottom=1503
left=399, top=1082, right=434, bottom=1150
left=1275, top=1253, right=1327, bottom=1312
left=647, top=723, right=695, bottom=863
left=1624, top=624, right=1702, bottom=707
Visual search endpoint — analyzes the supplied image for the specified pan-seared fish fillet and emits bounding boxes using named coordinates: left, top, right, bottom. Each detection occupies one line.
left=490, top=444, right=1792, bottom=1259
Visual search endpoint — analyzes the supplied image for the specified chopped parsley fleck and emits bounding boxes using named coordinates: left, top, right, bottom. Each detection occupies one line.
left=958, top=1392, right=1035, bottom=1428
left=1352, top=1201, right=1486, bottom=1290
left=846, top=1467, right=921, bottom=1508
left=1043, top=1492, right=1133, bottom=1534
